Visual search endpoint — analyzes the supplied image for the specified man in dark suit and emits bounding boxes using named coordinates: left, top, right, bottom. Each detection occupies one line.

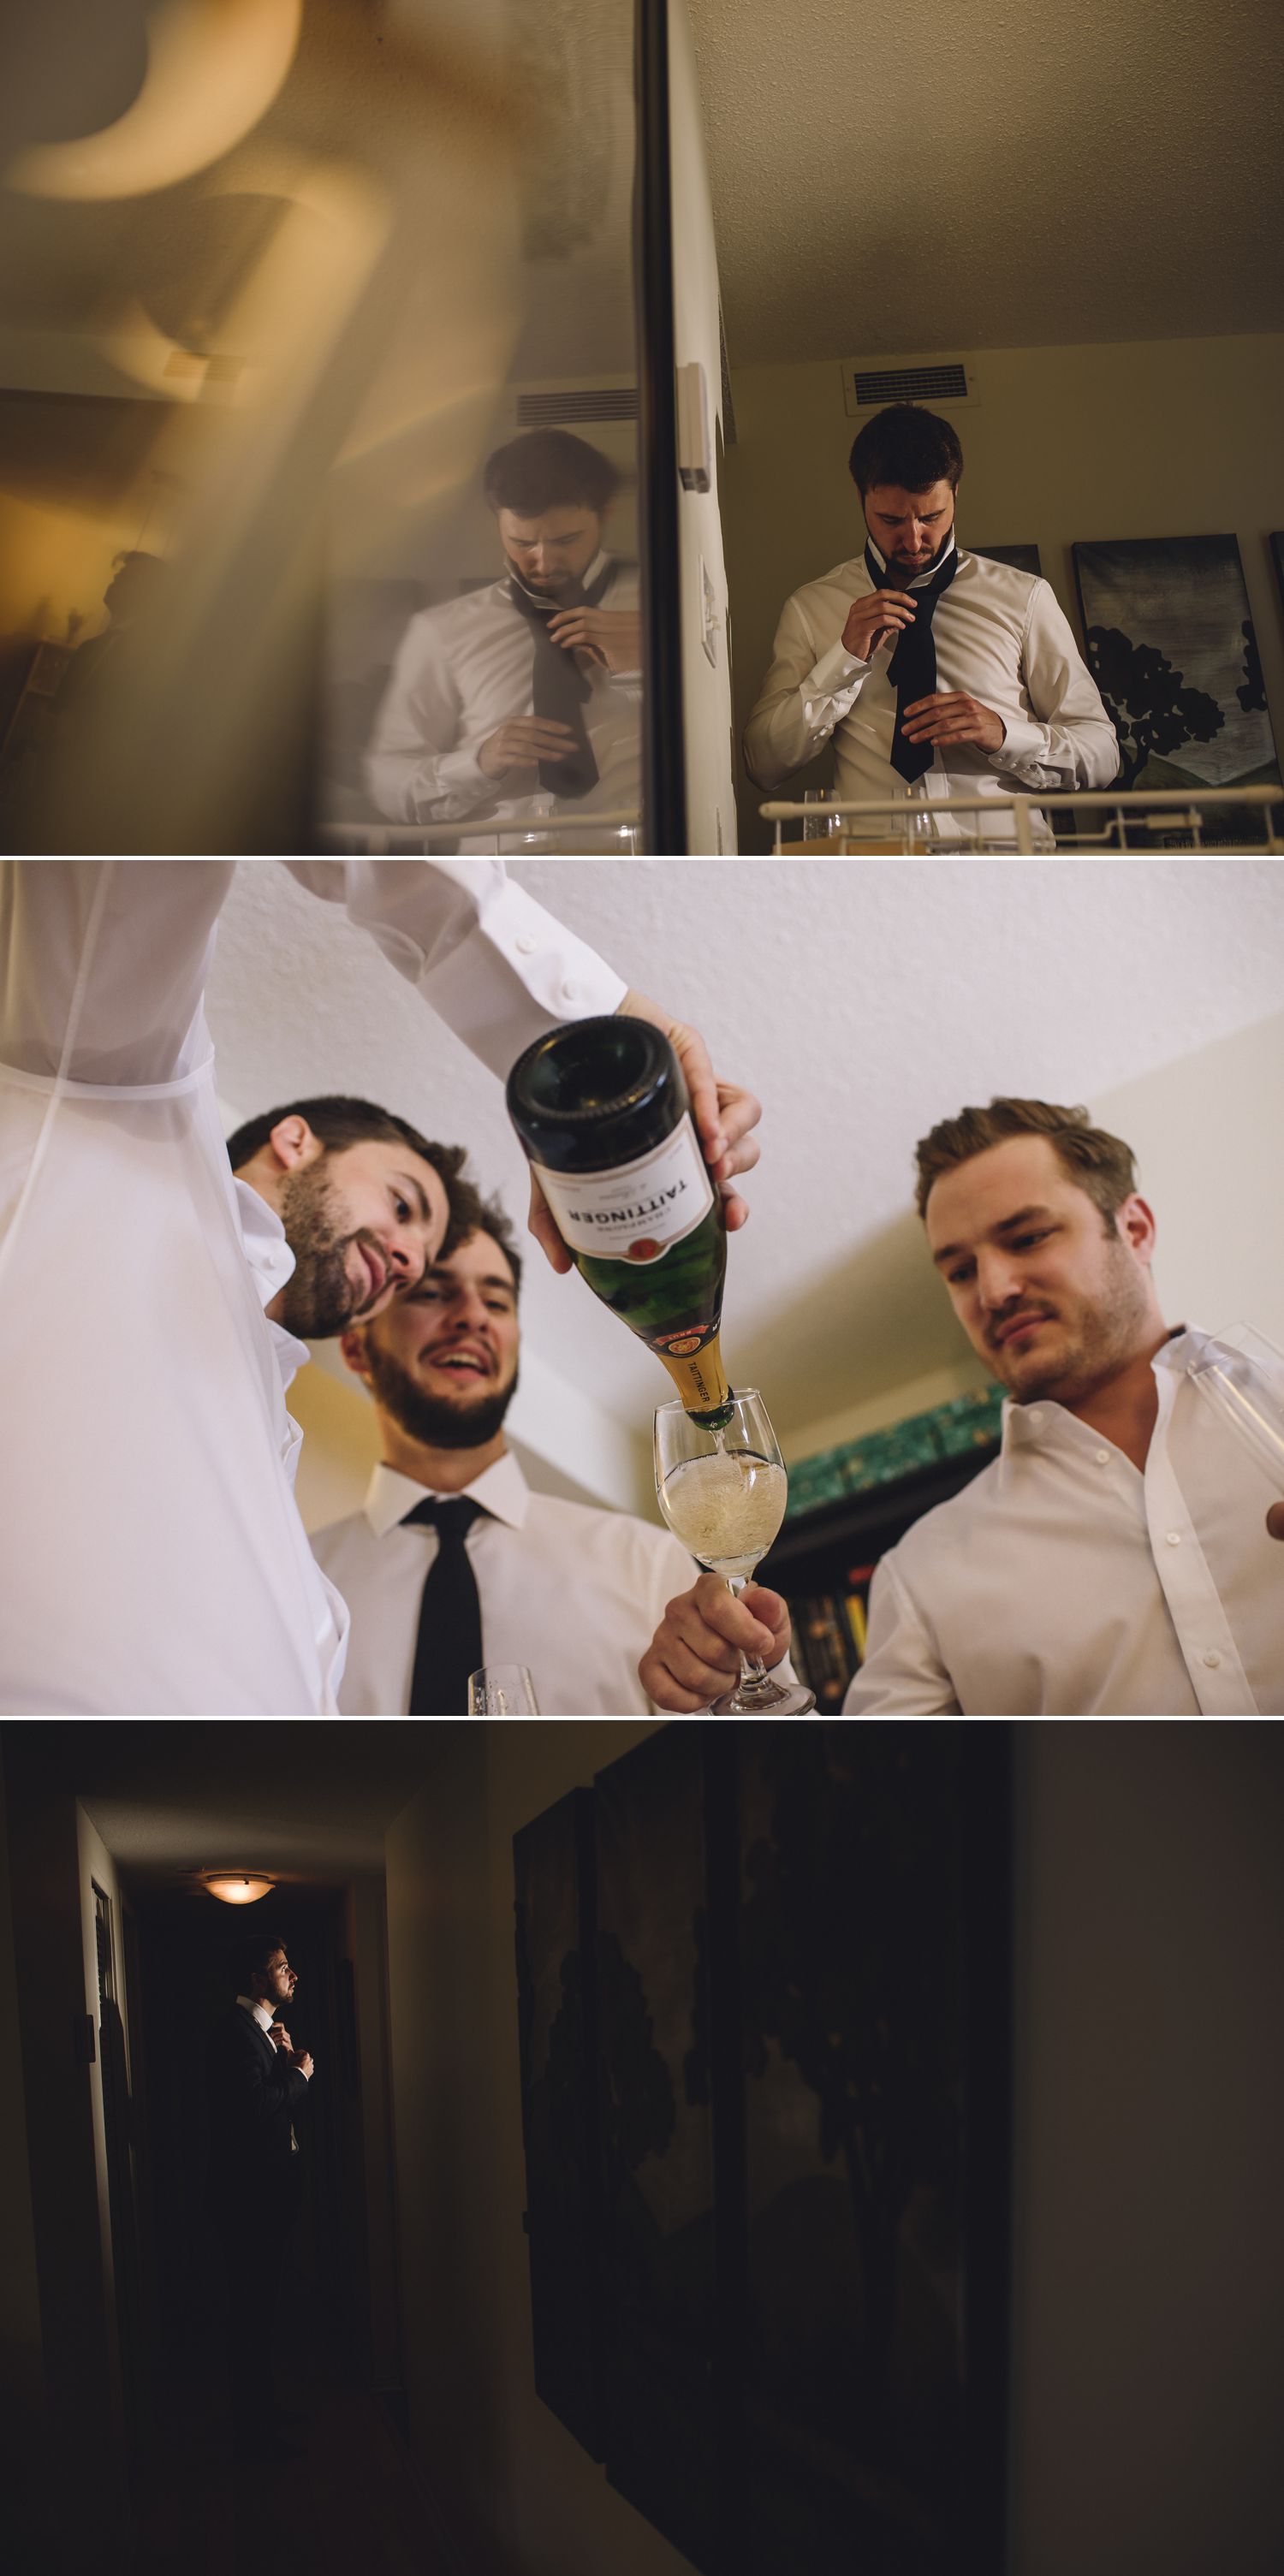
left=207, top=1929, right=315, bottom=2454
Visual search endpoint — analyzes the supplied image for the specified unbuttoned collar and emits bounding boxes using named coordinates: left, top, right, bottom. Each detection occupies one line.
left=364, top=1449, right=531, bottom=1539
left=865, top=533, right=960, bottom=591
left=505, top=549, right=612, bottom=608
left=1000, top=1324, right=1203, bottom=1452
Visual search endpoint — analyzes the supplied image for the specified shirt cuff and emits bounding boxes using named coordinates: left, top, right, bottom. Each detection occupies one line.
left=417, top=872, right=627, bottom=1077
left=413, top=747, right=491, bottom=817
left=807, top=640, right=870, bottom=697
left=988, top=715, right=1050, bottom=774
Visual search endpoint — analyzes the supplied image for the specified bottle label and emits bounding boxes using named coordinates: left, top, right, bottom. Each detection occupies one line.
left=532, top=1115, right=714, bottom=1265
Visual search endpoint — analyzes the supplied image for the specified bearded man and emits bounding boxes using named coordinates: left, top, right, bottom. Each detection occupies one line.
left=310, top=1198, right=700, bottom=1715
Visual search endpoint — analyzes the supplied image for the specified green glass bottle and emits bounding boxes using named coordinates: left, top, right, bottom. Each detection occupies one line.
left=505, top=1016, right=734, bottom=1427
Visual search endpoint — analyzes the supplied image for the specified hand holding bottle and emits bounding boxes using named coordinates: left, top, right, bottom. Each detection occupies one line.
left=526, top=988, right=761, bottom=1272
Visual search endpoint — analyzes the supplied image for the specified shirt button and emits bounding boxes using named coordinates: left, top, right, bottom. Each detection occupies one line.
left=1094, top=1448, right=1111, bottom=1465
left=515, top=934, right=538, bottom=955
left=1026, top=1408, right=1043, bottom=1427
left=561, top=980, right=579, bottom=1001
left=1165, top=1531, right=1181, bottom=1546
left=1202, top=1650, right=1222, bottom=1669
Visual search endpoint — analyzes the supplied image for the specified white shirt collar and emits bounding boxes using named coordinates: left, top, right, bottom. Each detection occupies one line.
left=1000, top=1325, right=1203, bottom=1451
left=236, top=1994, right=276, bottom=2034
left=232, top=1177, right=311, bottom=1382
left=364, top=1449, right=532, bottom=1539
left=505, top=549, right=612, bottom=607
left=865, top=533, right=960, bottom=591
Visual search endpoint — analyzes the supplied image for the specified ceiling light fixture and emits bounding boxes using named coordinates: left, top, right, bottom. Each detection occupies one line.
left=200, top=1873, right=275, bottom=1905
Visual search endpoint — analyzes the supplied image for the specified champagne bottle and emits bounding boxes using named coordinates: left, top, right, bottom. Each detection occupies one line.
left=505, top=1016, right=734, bottom=1427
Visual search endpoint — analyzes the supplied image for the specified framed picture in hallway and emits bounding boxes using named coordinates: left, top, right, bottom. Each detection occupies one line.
left=513, top=1724, right=1012, bottom=2576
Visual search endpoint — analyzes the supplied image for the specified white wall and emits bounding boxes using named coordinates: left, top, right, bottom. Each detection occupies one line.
left=1094, top=1003, right=1284, bottom=1344
left=668, top=0, right=738, bottom=855
left=724, top=333, right=1284, bottom=849
left=783, top=1004, right=1284, bottom=1468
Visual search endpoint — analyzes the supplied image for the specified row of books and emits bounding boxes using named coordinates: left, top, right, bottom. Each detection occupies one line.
left=788, top=1565, right=877, bottom=1709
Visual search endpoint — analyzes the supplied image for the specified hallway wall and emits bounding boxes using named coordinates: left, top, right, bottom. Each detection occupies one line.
left=383, top=1719, right=1284, bottom=2576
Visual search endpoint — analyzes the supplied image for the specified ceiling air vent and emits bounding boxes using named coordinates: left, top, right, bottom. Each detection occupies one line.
left=516, top=389, right=639, bottom=426
left=841, top=359, right=978, bottom=416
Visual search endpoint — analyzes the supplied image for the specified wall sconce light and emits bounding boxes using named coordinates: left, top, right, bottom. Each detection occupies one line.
left=200, top=1873, right=275, bottom=1904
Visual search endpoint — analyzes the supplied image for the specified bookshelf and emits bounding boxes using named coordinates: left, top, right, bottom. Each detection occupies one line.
left=758, top=1441, right=1001, bottom=1709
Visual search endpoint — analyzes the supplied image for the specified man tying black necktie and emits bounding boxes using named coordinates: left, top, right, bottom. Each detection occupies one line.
left=507, top=556, right=619, bottom=798
left=743, top=403, right=1117, bottom=837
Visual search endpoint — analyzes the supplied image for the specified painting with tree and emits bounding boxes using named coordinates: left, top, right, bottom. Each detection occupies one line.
left=1073, top=535, right=1278, bottom=807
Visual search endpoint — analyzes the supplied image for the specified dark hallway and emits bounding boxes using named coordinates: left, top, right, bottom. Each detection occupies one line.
left=3, top=1718, right=1283, bottom=2576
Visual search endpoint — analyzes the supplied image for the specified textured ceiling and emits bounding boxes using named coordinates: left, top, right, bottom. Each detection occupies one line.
left=205, top=858, right=1284, bottom=1446
left=688, top=0, right=1284, bottom=363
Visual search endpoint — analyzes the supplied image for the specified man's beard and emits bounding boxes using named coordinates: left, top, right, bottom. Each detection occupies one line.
left=276, top=1164, right=379, bottom=1338
left=992, top=1234, right=1152, bottom=1404
left=365, top=1337, right=518, bottom=1451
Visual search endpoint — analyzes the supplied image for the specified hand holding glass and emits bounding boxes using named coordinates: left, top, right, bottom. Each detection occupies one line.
left=654, top=1391, right=815, bottom=1714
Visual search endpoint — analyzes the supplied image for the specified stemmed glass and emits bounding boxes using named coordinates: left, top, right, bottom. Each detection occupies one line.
left=654, top=1390, right=815, bottom=1714
left=467, top=1664, right=541, bottom=1714
left=1186, top=1325, right=1284, bottom=1495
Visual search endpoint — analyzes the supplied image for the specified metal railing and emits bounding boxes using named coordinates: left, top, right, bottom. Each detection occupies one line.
left=318, top=812, right=643, bottom=852
left=759, top=784, right=1284, bottom=855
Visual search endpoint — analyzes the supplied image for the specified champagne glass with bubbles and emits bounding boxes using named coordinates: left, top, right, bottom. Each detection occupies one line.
left=655, top=1391, right=815, bottom=1714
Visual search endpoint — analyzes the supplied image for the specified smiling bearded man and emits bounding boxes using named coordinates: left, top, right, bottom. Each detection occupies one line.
left=308, top=1191, right=701, bottom=1717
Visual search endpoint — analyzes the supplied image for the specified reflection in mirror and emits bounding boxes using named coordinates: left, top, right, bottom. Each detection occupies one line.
left=322, top=0, right=643, bottom=856
left=0, top=0, right=644, bottom=856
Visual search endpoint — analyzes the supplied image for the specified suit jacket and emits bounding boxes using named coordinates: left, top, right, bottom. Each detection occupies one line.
left=207, top=2003, right=310, bottom=2207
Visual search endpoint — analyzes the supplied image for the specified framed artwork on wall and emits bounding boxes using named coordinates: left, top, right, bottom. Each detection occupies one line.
left=1270, top=533, right=1284, bottom=617
left=972, top=543, right=1042, bottom=575
left=1072, top=534, right=1279, bottom=796
left=513, top=1723, right=1012, bottom=2576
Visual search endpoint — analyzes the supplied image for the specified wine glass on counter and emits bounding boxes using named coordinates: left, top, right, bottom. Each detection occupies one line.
left=655, top=1391, right=816, bottom=1714
left=467, top=1663, right=540, bottom=1715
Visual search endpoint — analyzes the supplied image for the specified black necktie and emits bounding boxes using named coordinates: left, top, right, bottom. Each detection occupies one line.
left=402, top=1496, right=485, bottom=1715
left=864, top=539, right=960, bottom=783
left=506, top=559, right=615, bottom=798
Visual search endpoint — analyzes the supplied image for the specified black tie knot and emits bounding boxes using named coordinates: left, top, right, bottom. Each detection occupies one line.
left=401, top=1495, right=485, bottom=1541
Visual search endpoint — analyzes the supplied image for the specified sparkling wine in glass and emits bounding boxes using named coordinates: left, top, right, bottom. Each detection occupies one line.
left=654, top=1390, right=815, bottom=1715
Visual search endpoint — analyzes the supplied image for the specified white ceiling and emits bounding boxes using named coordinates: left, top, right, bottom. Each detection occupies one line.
left=689, top=0, right=1284, bottom=364
left=51, top=1719, right=443, bottom=1878
left=205, top=858, right=1284, bottom=1447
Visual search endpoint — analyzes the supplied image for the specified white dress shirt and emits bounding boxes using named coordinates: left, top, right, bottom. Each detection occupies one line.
left=0, top=860, right=624, bottom=1718
left=845, top=1331, right=1283, bottom=1716
left=366, top=554, right=643, bottom=838
left=311, top=1452, right=700, bottom=1717
left=744, top=544, right=1118, bottom=842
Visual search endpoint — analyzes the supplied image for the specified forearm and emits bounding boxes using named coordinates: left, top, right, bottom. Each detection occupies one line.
left=283, top=860, right=627, bottom=1078
left=0, top=860, right=235, bottom=1085
left=743, top=628, right=871, bottom=791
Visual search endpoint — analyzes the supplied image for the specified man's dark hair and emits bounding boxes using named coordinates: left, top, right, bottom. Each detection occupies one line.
left=914, top=1096, right=1138, bottom=1226
left=473, top=1190, right=523, bottom=1298
left=230, top=1927, right=288, bottom=1991
left=848, top=403, right=964, bottom=496
left=482, top=429, right=620, bottom=518
left=225, top=1095, right=489, bottom=1259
